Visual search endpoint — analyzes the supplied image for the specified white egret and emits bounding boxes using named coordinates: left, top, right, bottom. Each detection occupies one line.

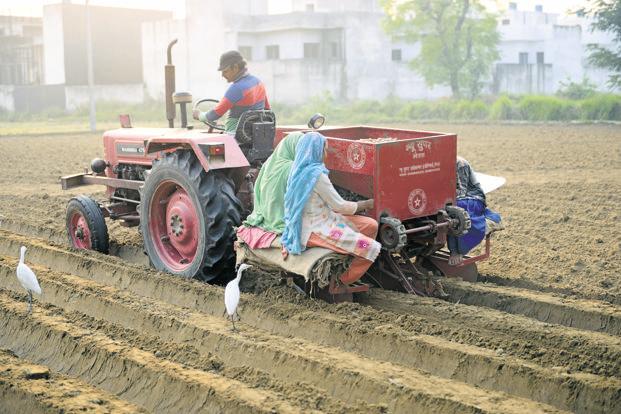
left=224, top=264, right=251, bottom=331
left=16, top=246, right=42, bottom=313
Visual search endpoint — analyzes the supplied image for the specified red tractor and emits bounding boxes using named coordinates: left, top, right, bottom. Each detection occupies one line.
left=61, top=40, right=490, bottom=297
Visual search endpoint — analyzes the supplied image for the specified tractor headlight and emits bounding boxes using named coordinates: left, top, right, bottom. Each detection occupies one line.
left=308, top=113, right=326, bottom=130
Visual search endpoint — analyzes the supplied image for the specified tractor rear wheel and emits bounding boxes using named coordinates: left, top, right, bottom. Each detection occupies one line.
left=66, top=195, right=109, bottom=254
left=140, top=150, right=242, bottom=281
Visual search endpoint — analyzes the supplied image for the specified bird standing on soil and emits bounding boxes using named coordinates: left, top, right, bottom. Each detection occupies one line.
left=224, top=264, right=251, bottom=331
left=16, top=246, right=42, bottom=314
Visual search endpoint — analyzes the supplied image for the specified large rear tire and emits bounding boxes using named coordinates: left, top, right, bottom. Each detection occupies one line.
left=140, top=150, right=242, bottom=281
left=66, top=195, right=109, bottom=254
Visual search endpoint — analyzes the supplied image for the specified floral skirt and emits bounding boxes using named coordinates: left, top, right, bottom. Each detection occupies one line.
left=310, top=215, right=381, bottom=262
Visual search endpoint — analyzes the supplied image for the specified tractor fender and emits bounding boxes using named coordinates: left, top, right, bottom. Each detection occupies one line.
left=143, top=133, right=250, bottom=173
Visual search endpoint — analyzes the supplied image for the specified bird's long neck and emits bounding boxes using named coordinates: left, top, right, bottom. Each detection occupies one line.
left=19, top=250, right=25, bottom=264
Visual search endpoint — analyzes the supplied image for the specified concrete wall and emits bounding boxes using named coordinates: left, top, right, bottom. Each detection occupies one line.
left=13, top=84, right=65, bottom=112
left=291, top=0, right=381, bottom=13
left=496, top=7, right=617, bottom=94
left=43, top=5, right=65, bottom=84
left=494, top=63, right=553, bottom=95
left=64, top=84, right=144, bottom=111
left=182, top=0, right=230, bottom=100
left=0, top=85, right=14, bottom=111
left=142, top=19, right=189, bottom=101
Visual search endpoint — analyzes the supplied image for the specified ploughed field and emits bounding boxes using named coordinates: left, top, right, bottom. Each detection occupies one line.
left=0, top=123, right=619, bottom=413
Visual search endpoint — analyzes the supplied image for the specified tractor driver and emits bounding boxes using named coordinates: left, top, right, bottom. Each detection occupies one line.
left=192, top=50, right=271, bottom=134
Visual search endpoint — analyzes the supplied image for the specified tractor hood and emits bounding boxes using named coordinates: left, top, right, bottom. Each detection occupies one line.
left=103, top=127, right=250, bottom=172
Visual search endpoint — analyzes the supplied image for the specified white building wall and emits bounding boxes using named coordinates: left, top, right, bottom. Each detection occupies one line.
left=0, top=85, right=15, bottom=111
left=42, top=4, right=65, bottom=85
left=64, top=84, right=144, bottom=111
left=496, top=7, right=617, bottom=94
left=291, top=0, right=380, bottom=13
left=142, top=19, right=189, bottom=100
left=183, top=0, right=232, bottom=100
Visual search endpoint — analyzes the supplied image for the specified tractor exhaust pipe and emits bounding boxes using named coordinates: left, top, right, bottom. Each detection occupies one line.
left=165, top=39, right=178, bottom=128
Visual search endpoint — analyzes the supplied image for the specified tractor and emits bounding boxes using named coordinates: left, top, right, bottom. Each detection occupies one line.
left=61, top=40, right=491, bottom=299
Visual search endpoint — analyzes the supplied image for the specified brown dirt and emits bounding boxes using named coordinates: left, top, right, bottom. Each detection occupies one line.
left=0, top=124, right=619, bottom=413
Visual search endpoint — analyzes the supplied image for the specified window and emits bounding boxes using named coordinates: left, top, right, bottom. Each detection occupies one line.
left=519, top=52, right=528, bottom=65
left=266, top=45, right=279, bottom=60
left=535, top=5, right=543, bottom=12
left=304, top=43, right=320, bottom=59
left=509, top=2, right=517, bottom=10
left=536, top=52, right=544, bottom=64
left=391, top=49, right=402, bottom=62
left=238, top=46, right=252, bottom=61
left=330, top=41, right=340, bottom=59
left=306, top=4, right=315, bottom=12
left=502, top=19, right=510, bottom=25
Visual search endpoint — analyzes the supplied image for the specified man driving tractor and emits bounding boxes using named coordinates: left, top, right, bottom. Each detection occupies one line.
left=192, top=50, right=270, bottom=133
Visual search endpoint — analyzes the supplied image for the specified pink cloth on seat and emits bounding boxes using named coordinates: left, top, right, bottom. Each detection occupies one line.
left=236, top=226, right=278, bottom=249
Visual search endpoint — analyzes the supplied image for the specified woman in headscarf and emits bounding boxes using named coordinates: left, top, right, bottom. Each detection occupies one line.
left=281, top=132, right=381, bottom=284
left=237, top=131, right=304, bottom=248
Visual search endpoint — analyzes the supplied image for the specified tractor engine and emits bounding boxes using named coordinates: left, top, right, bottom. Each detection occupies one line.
left=113, top=163, right=148, bottom=182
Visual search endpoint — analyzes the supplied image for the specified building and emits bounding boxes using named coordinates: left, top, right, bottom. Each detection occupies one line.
left=42, top=3, right=171, bottom=110
left=142, top=0, right=617, bottom=105
left=0, top=3, right=171, bottom=113
left=143, top=0, right=447, bottom=104
left=1, top=1, right=618, bottom=113
left=493, top=2, right=615, bottom=95
left=0, top=15, right=44, bottom=112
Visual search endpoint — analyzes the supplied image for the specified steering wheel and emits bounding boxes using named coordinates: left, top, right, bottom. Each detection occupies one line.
left=192, top=98, right=226, bottom=132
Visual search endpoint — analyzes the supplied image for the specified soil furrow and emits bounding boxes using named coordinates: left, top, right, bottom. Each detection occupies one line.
left=0, top=217, right=148, bottom=266
left=0, top=233, right=617, bottom=412
left=0, top=291, right=321, bottom=414
left=0, top=349, right=145, bottom=414
left=442, top=279, right=621, bottom=335
left=0, top=289, right=565, bottom=414
left=360, top=288, right=621, bottom=378
left=0, top=258, right=603, bottom=413
left=0, top=264, right=379, bottom=413
left=477, top=274, right=621, bottom=306
left=5, top=215, right=621, bottom=307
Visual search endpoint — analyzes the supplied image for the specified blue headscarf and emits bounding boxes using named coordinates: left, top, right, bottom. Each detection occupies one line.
left=281, top=132, right=329, bottom=255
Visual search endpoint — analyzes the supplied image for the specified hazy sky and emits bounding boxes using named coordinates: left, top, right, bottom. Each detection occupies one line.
left=0, top=0, right=589, bottom=18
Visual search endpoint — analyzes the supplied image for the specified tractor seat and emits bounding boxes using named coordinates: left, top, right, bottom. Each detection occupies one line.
left=234, top=110, right=276, bottom=163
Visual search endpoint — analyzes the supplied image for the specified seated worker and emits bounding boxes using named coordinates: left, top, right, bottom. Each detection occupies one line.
left=448, top=156, right=502, bottom=266
left=281, top=132, right=381, bottom=285
left=236, top=131, right=304, bottom=247
left=192, top=50, right=270, bottom=134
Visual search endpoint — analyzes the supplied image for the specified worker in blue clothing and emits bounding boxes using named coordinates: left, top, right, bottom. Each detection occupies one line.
left=448, top=156, right=503, bottom=265
left=192, top=50, right=270, bottom=133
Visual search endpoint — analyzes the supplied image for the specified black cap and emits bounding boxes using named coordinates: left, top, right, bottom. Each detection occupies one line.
left=218, top=50, right=244, bottom=71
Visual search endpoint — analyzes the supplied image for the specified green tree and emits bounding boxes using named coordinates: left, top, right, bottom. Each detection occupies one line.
left=381, top=0, right=499, bottom=99
left=581, top=1, right=621, bottom=89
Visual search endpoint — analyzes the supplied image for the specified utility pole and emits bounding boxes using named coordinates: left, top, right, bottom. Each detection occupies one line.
left=85, top=0, right=96, bottom=132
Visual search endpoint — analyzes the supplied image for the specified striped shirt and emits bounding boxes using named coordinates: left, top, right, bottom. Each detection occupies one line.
left=204, top=71, right=270, bottom=132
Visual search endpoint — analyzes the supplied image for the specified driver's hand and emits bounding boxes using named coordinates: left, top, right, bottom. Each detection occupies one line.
left=192, top=109, right=200, bottom=121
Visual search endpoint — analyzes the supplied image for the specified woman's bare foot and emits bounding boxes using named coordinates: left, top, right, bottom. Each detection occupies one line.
left=281, top=247, right=289, bottom=260
left=448, top=253, right=463, bottom=266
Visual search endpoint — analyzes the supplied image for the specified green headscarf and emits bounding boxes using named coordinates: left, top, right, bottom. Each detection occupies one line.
left=243, top=132, right=304, bottom=233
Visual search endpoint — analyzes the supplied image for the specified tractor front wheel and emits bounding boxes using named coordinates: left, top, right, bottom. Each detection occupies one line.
left=66, top=195, right=109, bottom=253
left=140, top=150, right=242, bottom=281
